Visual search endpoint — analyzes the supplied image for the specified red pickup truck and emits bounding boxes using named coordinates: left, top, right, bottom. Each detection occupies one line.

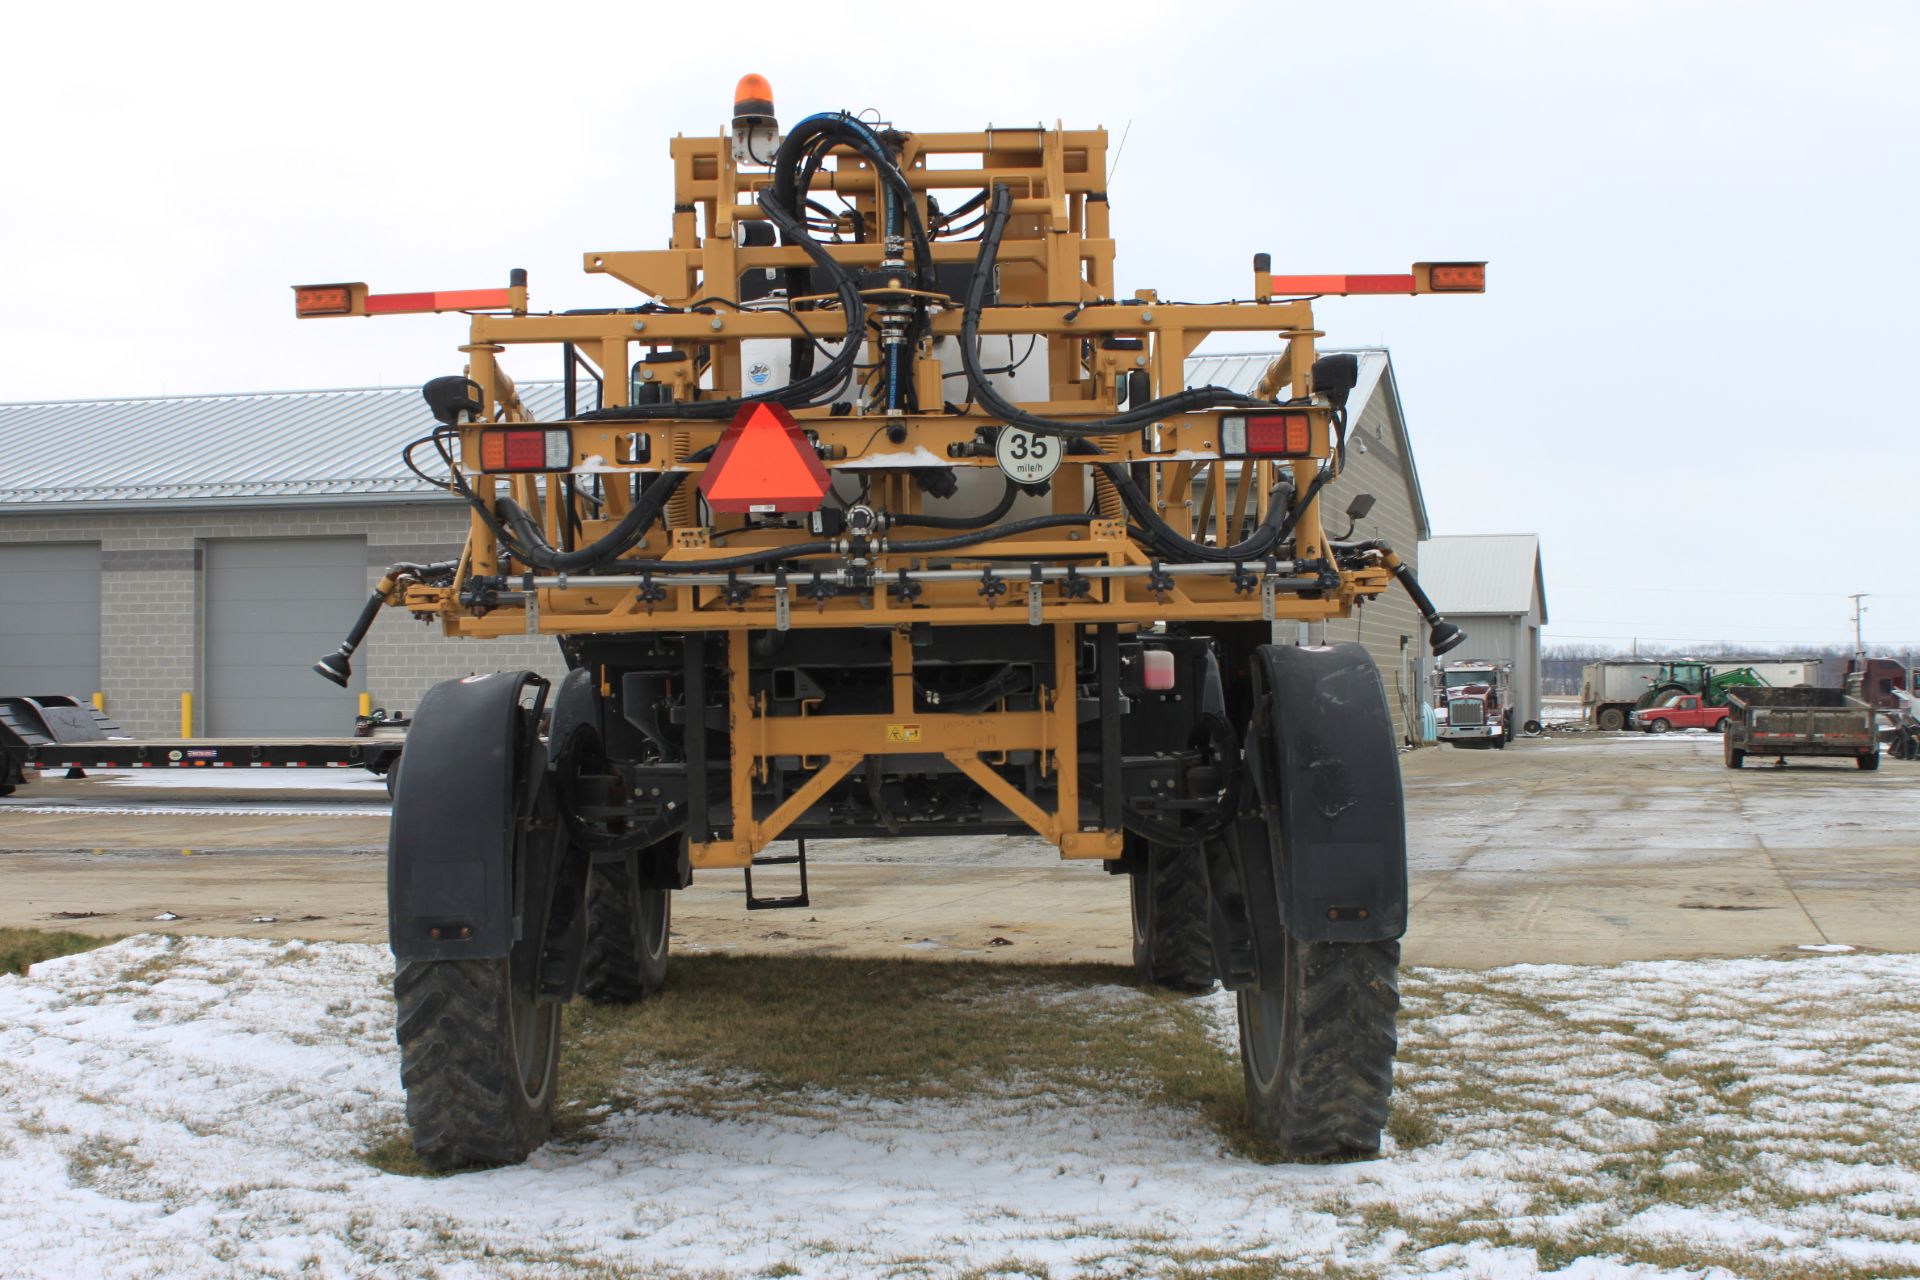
left=1631, top=694, right=1728, bottom=734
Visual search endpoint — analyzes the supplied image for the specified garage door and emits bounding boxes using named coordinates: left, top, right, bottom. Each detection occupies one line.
left=0, top=543, right=102, bottom=698
left=205, top=537, right=365, bottom=737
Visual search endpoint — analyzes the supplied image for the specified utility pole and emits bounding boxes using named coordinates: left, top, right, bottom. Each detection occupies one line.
left=1849, top=593, right=1869, bottom=662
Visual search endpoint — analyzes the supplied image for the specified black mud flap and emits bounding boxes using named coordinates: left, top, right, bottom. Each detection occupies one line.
left=1247, top=643, right=1408, bottom=947
left=389, top=671, right=544, bottom=962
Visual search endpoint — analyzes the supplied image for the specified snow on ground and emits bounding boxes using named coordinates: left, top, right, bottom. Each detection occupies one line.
left=88, top=768, right=389, bottom=793
left=4, top=937, right=1919, bottom=1279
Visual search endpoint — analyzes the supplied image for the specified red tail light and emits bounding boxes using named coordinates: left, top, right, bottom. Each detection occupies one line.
left=1221, top=412, right=1312, bottom=457
left=479, top=428, right=572, bottom=473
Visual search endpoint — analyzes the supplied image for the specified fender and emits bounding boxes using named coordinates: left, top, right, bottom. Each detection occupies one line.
left=388, top=670, right=544, bottom=962
left=1250, top=643, right=1407, bottom=945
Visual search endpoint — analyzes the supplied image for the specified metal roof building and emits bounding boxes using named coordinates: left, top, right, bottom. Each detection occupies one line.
left=1418, top=534, right=1550, bottom=726
left=0, top=350, right=1440, bottom=741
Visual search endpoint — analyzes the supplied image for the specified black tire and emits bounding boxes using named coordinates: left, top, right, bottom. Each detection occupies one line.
left=1649, top=718, right=1672, bottom=734
left=394, top=956, right=560, bottom=1171
left=1598, top=707, right=1626, bottom=732
left=1129, top=843, right=1215, bottom=993
left=1712, top=719, right=1728, bottom=733
left=1857, top=751, right=1880, bottom=772
left=580, top=863, right=671, bottom=1003
left=1238, top=937, right=1400, bottom=1158
left=1724, top=734, right=1745, bottom=769
left=1523, top=719, right=1542, bottom=735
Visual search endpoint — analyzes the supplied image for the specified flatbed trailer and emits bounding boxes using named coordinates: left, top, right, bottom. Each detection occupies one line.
left=1, top=695, right=401, bottom=794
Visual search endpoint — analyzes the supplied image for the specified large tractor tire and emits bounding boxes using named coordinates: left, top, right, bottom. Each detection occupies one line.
left=581, top=862, right=671, bottom=1002
left=1238, top=937, right=1400, bottom=1157
left=1233, top=643, right=1404, bottom=1158
left=1129, top=842, right=1215, bottom=993
left=395, top=955, right=560, bottom=1170
left=387, top=672, right=582, bottom=1171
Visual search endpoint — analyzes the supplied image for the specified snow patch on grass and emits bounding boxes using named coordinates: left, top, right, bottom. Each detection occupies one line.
left=3, top=936, right=1918, bottom=1277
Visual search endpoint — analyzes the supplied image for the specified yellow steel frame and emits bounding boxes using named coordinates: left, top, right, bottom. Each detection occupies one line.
left=314, top=118, right=1456, bottom=866
left=687, top=623, right=1111, bottom=869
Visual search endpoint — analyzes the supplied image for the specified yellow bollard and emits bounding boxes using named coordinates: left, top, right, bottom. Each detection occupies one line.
left=180, top=692, right=192, bottom=739
left=92, top=691, right=105, bottom=711
left=359, top=691, right=372, bottom=718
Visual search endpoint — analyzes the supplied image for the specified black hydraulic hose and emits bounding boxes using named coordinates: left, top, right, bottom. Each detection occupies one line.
left=960, top=186, right=1269, bottom=438
left=773, top=113, right=936, bottom=291
left=312, top=559, right=458, bottom=687
left=1329, top=538, right=1467, bottom=655
left=1095, top=459, right=1286, bottom=562
left=890, top=477, right=1021, bottom=529
left=889, top=512, right=1092, bottom=553
left=603, top=511, right=1096, bottom=575
left=573, top=191, right=865, bottom=421
left=1061, top=440, right=1289, bottom=564
left=491, top=447, right=715, bottom=574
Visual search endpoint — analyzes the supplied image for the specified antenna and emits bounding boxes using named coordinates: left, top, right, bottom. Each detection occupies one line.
left=1106, top=119, right=1133, bottom=189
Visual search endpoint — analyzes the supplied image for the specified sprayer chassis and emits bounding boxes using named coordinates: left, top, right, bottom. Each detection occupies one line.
left=302, top=111, right=1476, bottom=1170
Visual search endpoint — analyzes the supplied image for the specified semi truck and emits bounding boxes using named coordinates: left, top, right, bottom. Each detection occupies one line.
left=290, top=79, right=1483, bottom=1170
left=1434, top=661, right=1515, bottom=748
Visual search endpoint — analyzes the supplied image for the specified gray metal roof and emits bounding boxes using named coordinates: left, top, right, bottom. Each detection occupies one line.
left=0, top=348, right=1420, bottom=513
left=1418, top=534, right=1548, bottom=622
left=0, top=382, right=572, bottom=511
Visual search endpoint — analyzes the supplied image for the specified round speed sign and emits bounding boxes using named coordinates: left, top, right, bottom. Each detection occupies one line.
left=993, top=426, right=1063, bottom=486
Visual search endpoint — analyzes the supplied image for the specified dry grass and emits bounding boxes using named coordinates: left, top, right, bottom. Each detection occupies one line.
left=0, top=924, right=117, bottom=976
left=551, top=954, right=1263, bottom=1155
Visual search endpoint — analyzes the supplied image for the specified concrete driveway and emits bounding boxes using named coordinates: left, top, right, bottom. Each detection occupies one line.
left=2, top=732, right=1914, bottom=967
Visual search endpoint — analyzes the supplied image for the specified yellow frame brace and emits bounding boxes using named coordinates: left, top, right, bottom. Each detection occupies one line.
left=687, top=623, right=1119, bottom=867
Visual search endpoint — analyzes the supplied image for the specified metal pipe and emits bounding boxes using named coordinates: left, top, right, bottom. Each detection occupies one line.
left=528, top=560, right=1306, bottom=591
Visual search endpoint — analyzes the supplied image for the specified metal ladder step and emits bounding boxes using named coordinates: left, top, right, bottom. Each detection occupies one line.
left=744, top=838, right=810, bottom=911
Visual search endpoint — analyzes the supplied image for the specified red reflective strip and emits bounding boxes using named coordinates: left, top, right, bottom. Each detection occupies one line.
left=363, top=288, right=512, bottom=315
left=1267, top=274, right=1416, bottom=295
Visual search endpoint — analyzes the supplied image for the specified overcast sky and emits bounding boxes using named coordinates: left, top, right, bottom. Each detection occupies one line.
left=3, top=1, right=1914, bottom=652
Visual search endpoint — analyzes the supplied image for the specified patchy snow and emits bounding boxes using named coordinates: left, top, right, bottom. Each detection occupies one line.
left=836, top=445, right=950, bottom=469
left=3, top=938, right=1918, bottom=1278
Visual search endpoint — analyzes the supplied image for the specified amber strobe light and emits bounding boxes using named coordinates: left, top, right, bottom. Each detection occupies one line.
left=293, top=284, right=355, bottom=316
left=479, top=428, right=572, bottom=473
left=1221, top=413, right=1312, bottom=457
left=1423, top=262, right=1487, bottom=292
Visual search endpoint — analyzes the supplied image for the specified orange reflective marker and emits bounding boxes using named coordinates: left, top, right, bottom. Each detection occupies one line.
left=699, top=402, right=831, bottom=513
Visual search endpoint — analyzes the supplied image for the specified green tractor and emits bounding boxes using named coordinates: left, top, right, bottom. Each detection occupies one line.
left=1635, top=662, right=1769, bottom=710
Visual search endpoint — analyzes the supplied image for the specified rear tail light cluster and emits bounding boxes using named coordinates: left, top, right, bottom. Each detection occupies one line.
left=479, top=428, right=572, bottom=473
left=1220, top=412, right=1312, bottom=458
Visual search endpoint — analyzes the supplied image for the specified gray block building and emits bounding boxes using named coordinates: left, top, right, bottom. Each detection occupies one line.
left=1, top=349, right=1439, bottom=741
left=1416, top=534, right=1550, bottom=726
left=1191, top=349, right=1435, bottom=743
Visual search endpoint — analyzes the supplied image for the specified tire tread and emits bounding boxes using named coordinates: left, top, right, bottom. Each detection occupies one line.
left=394, top=959, right=553, bottom=1171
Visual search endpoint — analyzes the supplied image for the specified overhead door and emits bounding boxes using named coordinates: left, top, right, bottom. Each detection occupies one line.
left=205, top=537, right=365, bottom=736
left=0, top=543, right=102, bottom=698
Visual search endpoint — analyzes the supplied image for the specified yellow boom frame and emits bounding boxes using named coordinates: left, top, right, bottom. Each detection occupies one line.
left=301, top=117, right=1475, bottom=867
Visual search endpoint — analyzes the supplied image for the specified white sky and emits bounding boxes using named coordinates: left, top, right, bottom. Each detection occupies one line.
left=3, top=1, right=1915, bottom=650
